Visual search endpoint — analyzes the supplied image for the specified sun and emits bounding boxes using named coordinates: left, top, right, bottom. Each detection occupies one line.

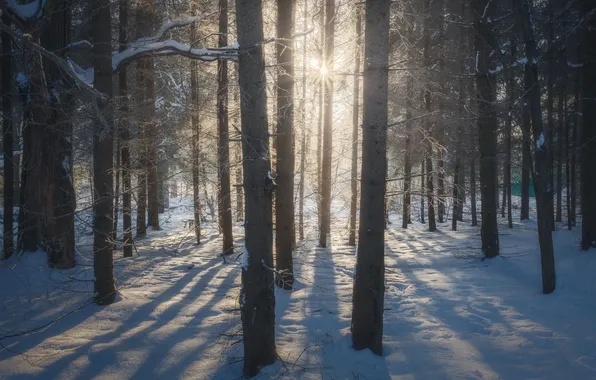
left=320, top=64, right=328, bottom=76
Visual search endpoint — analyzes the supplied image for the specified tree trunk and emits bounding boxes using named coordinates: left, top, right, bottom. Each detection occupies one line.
left=218, top=0, right=234, bottom=255
left=18, top=1, right=76, bottom=268
left=351, top=0, right=389, bottom=355
left=298, top=0, right=308, bottom=242
left=520, top=0, right=556, bottom=293
left=157, top=152, right=168, bottom=213
left=113, top=137, right=120, bottom=243
left=319, top=0, right=334, bottom=247
left=236, top=0, right=277, bottom=375
left=556, top=85, right=563, bottom=223
left=521, top=100, right=531, bottom=220
left=580, top=0, right=596, bottom=250
left=349, top=7, right=362, bottom=244
left=275, top=0, right=295, bottom=288
left=470, top=157, right=477, bottom=226
left=2, top=12, right=13, bottom=259
left=119, top=0, right=132, bottom=258
left=423, top=0, right=436, bottom=232
left=402, top=27, right=413, bottom=230
left=93, top=0, right=116, bottom=304
left=546, top=1, right=555, bottom=231
left=316, top=0, right=324, bottom=238
left=505, top=43, right=515, bottom=229
left=190, top=13, right=201, bottom=245
left=473, top=0, right=499, bottom=258
left=421, top=160, right=425, bottom=224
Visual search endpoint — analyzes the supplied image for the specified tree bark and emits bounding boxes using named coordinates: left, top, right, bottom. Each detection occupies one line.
left=119, top=0, right=133, bottom=258
left=190, top=12, right=201, bottom=245
left=580, top=0, right=596, bottom=250
left=420, top=159, right=425, bottom=224
left=473, top=0, right=499, bottom=258
left=2, top=12, right=13, bottom=259
left=351, top=0, right=389, bottom=355
left=402, top=26, right=413, bottom=230
left=236, top=0, right=277, bottom=375
left=316, top=0, right=324, bottom=238
left=349, top=7, right=362, bottom=244
left=275, top=0, right=295, bottom=288
left=218, top=0, right=234, bottom=255
left=521, top=99, right=531, bottom=220
left=93, top=0, right=116, bottom=304
left=520, top=0, right=556, bottom=293
left=423, top=0, right=436, bottom=232
left=470, top=157, right=477, bottom=226
left=298, top=0, right=308, bottom=242
left=319, top=0, right=334, bottom=247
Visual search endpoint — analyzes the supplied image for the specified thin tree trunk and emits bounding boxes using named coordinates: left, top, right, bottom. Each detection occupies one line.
left=546, top=0, right=555, bottom=231
left=190, top=13, right=201, bottom=245
left=474, top=0, right=499, bottom=258
left=319, top=0, right=334, bottom=247
left=236, top=0, right=277, bottom=374
left=505, top=43, right=515, bottom=229
left=298, top=0, right=308, bottom=242
left=520, top=0, right=556, bottom=293
left=113, top=137, right=120, bottom=243
left=565, top=83, right=571, bottom=231
left=470, top=157, right=477, bottom=226
left=275, top=0, right=295, bottom=288
left=2, top=12, right=13, bottom=259
left=423, top=0, right=436, bottom=232
left=218, top=0, right=233, bottom=255
left=351, top=0, right=389, bottom=355
left=521, top=99, right=531, bottom=220
left=93, top=0, right=116, bottom=304
left=349, top=7, right=361, bottom=244
left=421, top=160, right=425, bottom=224
left=402, top=27, right=413, bottom=230
left=119, top=0, right=133, bottom=257
left=556, top=82, right=564, bottom=223
left=316, top=0, right=324, bottom=237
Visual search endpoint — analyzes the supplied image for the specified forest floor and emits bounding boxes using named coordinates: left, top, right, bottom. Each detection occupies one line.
left=1, top=198, right=596, bottom=379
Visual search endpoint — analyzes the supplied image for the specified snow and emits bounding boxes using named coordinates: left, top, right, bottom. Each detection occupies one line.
left=537, top=133, right=545, bottom=149
left=1, top=197, right=596, bottom=379
left=16, top=72, right=27, bottom=89
left=489, top=65, right=503, bottom=74
left=7, top=0, right=46, bottom=20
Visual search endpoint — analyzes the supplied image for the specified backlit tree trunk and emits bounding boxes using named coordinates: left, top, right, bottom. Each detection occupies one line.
left=2, top=12, right=13, bottom=259
left=349, top=7, right=362, bottom=244
left=351, top=0, right=390, bottom=355
left=319, top=0, right=334, bottom=247
left=93, top=0, right=116, bottom=304
left=236, top=0, right=276, bottom=375
left=218, top=0, right=234, bottom=255
left=275, top=0, right=295, bottom=288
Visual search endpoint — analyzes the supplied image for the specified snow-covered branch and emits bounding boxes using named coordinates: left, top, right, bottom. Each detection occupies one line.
left=7, top=0, right=45, bottom=20
left=112, top=40, right=237, bottom=71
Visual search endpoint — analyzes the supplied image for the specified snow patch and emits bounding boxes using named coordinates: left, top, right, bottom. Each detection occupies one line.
left=536, top=133, right=545, bottom=150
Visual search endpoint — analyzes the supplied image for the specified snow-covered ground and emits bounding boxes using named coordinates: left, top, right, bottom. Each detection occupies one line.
left=1, top=197, right=595, bottom=379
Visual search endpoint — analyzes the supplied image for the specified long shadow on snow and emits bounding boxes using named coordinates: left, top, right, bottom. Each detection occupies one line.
left=10, top=257, right=226, bottom=379
left=387, top=228, right=596, bottom=379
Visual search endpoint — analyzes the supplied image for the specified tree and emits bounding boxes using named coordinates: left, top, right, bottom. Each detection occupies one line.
left=119, top=0, right=133, bottom=258
left=2, top=11, right=13, bottom=260
left=275, top=0, right=295, bottom=289
left=191, top=7, right=201, bottom=245
left=16, top=0, right=76, bottom=268
left=351, top=0, right=390, bottom=356
left=236, top=0, right=276, bottom=375
left=218, top=0, right=234, bottom=255
left=473, top=0, right=499, bottom=258
left=319, top=0, right=334, bottom=247
left=93, top=0, right=117, bottom=305
left=423, top=0, right=436, bottom=232
left=519, top=0, right=556, bottom=293
left=298, top=0, right=309, bottom=242
left=349, top=6, right=362, bottom=245
left=580, top=0, right=596, bottom=250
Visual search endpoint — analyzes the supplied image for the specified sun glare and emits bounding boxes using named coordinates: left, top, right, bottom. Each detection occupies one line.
left=320, top=64, right=328, bottom=76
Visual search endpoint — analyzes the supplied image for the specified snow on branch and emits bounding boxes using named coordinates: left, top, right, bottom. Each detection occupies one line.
left=7, top=0, right=45, bottom=20
left=112, top=40, right=237, bottom=71
left=0, top=21, right=104, bottom=98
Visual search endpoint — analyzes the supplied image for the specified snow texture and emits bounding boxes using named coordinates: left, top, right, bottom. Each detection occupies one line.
left=1, top=197, right=596, bottom=379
